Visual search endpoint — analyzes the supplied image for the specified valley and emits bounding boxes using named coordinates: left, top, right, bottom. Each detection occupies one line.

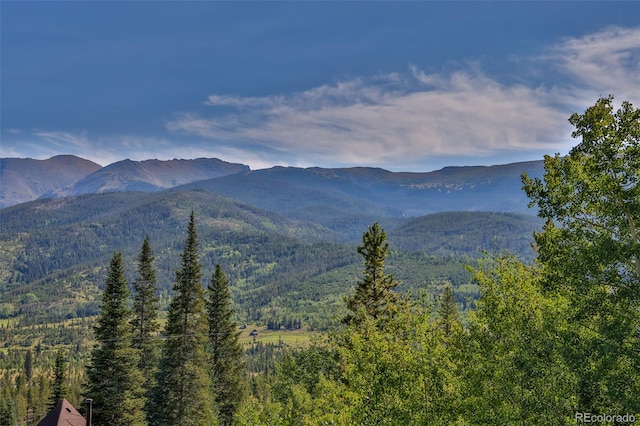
left=0, top=154, right=545, bottom=423
left=0, top=157, right=544, bottom=350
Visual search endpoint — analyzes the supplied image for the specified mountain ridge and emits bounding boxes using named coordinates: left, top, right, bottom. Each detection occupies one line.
left=1, top=155, right=544, bottom=213
left=0, top=156, right=250, bottom=208
left=181, top=159, right=544, bottom=217
left=0, top=188, right=542, bottom=327
left=0, top=155, right=546, bottom=330
left=68, top=157, right=249, bottom=196
left=0, top=155, right=102, bottom=208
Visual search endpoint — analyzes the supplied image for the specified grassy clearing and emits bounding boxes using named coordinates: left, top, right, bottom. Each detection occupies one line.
left=238, top=324, right=322, bottom=347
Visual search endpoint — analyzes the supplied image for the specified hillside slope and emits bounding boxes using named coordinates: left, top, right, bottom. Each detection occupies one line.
left=389, top=211, right=543, bottom=259
left=0, top=155, right=101, bottom=208
left=0, top=187, right=542, bottom=328
left=69, top=157, right=249, bottom=195
left=183, top=160, right=544, bottom=218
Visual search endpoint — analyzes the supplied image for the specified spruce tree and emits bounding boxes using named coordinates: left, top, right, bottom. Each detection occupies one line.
left=86, top=251, right=146, bottom=426
left=155, top=213, right=216, bottom=425
left=48, top=349, right=67, bottom=410
left=207, top=264, right=245, bottom=425
left=437, top=286, right=461, bottom=337
left=131, top=235, right=161, bottom=419
left=343, top=222, right=401, bottom=326
left=24, top=349, right=33, bottom=385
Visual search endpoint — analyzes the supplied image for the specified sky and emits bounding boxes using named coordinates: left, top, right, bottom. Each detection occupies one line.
left=1, top=2, right=639, bottom=172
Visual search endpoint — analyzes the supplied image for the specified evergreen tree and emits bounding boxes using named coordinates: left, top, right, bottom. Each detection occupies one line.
left=343, top=222, right=401, bottom=326
left=48, top=349, right=67, bottom=410
left=437, top=286, right=461, bottom=337
left=207, top=264, right=245, bottom=425
left=131, top=235, right=161, bottom=420
left=154, top=213, right=216, bottom=425
left=0, top=397, right=17, bottom=426
left=24, top=349, right=33, bottom=385
left=86, top=252, right=146, bottom=426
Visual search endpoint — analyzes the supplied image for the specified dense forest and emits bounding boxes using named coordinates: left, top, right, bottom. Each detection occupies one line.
left=1, top=97, right=638, bottom=424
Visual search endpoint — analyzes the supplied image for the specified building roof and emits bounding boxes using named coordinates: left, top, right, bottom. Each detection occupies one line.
left=36, top=399, right=86, bottom=426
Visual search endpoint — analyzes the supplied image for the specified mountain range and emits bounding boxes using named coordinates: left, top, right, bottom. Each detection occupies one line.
left=0, top=155, right=249, bottom=208
left=0, top=154, right=547, bottom=329
left=0, top=155, right=544, bottom=213
left=0, top=155, right=101, bottom=207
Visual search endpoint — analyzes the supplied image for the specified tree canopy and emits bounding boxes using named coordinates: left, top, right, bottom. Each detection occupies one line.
left=343, top=222, right=401, bottom=326
left=207, top=264, right=245, bottom=425
left=153, top=213, right=216, bottom=426
left=523, top=96, right=640, bottom=411
left=85, top=251, right=146, bottom=426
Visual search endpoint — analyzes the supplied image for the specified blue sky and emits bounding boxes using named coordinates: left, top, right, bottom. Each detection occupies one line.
left=2, top=2, right=639, bottom=171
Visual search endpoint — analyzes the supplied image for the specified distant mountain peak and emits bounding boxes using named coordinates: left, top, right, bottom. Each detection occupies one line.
left=0, top=156, right=102, bottom=208
left=69, top=157, right=250, bottom=196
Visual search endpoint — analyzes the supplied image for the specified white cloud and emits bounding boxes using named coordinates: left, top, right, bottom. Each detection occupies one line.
left=167, top=68, right=568, bottom=169
left=546, top=26, right=640, bottom=105
left=204, top=94, right=280, bottom=109
left=166, top=26, right=640, bottom=170
left=22, top=132, right=182, bottom=166
left=33, top=130, right=90, bottom=150
left=9, top=26, right=638, bottom=171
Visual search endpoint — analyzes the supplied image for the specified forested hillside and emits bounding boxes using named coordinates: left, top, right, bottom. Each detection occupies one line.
left=0, top=166, right=555, bottom=425
left=1, top=154, right=544, bottom=214
left=1, top=184, right=541, bottom=330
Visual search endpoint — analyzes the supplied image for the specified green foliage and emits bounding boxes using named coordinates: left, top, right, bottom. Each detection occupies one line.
left=343, top=222, right=402, bottom=326
left=153, top=213, right=216, bottom=425
left=0, top=346, right=88, bottom=424
left=243, top=341, right=287, bottom=376
left=207, top=265, right=245, bottom=425
left=0, top=397, right=18, bottom=426
left=23, top=349, right=32, bottom=385
left=85, top=252, right=146, bottom=426
left=436, top=286, right=461, bottom=337
left=523, top=96, right=640, bottom=411
left=264, top=303, right=465, bottom=425
left=131, top=235, right=161, bottom=420
left=461, top=255, right=576, bottom=424
left=389, top=211, right=544, bottom=260
left=48, top=349, right=67, bottom=410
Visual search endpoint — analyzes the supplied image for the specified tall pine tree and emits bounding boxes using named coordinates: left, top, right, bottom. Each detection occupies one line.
left=154, top=213, right=216, bottom=425
left=343, top=222, right=401, bottom=326
left=86, top=251, right=146, bottom=426
left=24, top=349, right=33, bottom=385
left=48, top=350, right=67, bottom=410
left=207, top=264, right=245, bottom=425
left=131, top=235, right=161, bottom=421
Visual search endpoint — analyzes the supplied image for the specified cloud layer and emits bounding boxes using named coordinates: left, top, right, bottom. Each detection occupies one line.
left=6, top=26, right=639, bottom=171
left=165, top=26, right=639, bottom=170
left=548, top=26, right=640, bottom=104
left=169, top=70, right=565, bottom=168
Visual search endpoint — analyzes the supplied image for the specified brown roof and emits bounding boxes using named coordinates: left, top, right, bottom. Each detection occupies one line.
left=36, top=399, right=85, bottom=426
